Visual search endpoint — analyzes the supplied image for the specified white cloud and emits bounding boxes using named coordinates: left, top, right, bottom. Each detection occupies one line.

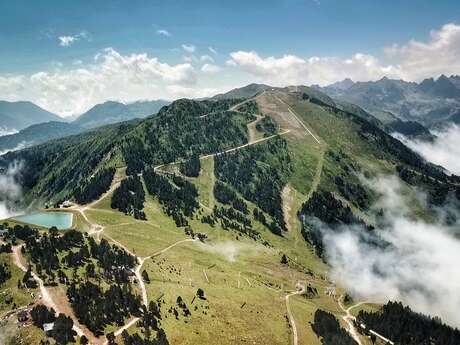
left=200, top=55, right=214, bottom=63
left=182, top=44, right=196, bottom=53
left=227, top=23, right=460, bottom=85
left=394, top=124, right=460, bottom=175
left=3, top=22, right=460, bottom=117
left=0, top=162, right=22, bottom=220
left=316, top=175, right=460, bottom=327
left=156, top=29, right=171, bottom=37
left=165, top=85, right=219, bottom=99
left=227, top=50, right=400, bottom=86
left=0, top=141, right=28, bottom=156
left=58, top=36, right=76, bottom=47
left=0, top=127, right=18, bottom=137
left=183, top=55, right=198, bottom=63
left=0, top=48, right=198, bottom=116
left=201, top=63, right=221, bottom=74
left=58, top=31, right=90, bottom=47
left=386, top=23, right=460, bottom=81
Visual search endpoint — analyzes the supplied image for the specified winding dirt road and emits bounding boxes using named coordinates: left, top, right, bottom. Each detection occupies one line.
left=285, top=282, right=305, bottom=345
left=134, top=239, right=196, bottom=306
left=338, top=296, right=366, bottom=345
left=200, top=130, right=291, bottom=160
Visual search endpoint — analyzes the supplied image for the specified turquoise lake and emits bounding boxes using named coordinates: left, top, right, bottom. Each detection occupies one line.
left=13, top=212, right=73, bottom=230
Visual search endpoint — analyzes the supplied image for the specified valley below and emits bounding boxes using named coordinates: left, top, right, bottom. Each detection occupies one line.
left=0, top=87, right=459, bottom=345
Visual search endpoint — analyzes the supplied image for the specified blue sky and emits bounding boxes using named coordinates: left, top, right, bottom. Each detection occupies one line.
left=0, top=0, right=459, bottom=115
left=1, top=0, right=457, bottom=72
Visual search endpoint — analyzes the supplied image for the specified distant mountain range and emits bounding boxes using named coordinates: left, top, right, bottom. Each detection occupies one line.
left=0, top=99, right=170, bottom=156
left=213, top=83, right=420, bottom=136
left=73, top=100, right=170, bottom=129
left=0, top=99, right=170, bottom=134
left=2, top=75, right=459, bottom=153
left=0, top=121, right=83, bottom=155
left=0, top=101, right=63, bottom=132
left=317, top=75, right=460, bottom=127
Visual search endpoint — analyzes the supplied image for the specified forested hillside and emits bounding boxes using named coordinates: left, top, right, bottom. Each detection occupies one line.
left=0, top=98, right=254, bottom=204
left=357, top=302, right=460, bottom=345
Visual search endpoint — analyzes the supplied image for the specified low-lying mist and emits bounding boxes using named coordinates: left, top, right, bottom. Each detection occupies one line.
left=0, top=162, right=22, bottom=220
left=318, top=175, right=460, bottom=327
left=0, top=127, right=18, bottom=137
left=197, top=240, right=261, bottom=262
left=0, top=141, right=28, bottom=157
left=395, top=124, right=460, bottom=175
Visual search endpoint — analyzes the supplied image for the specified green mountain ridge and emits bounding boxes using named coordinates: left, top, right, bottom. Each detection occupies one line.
left=73, top=99, right=170, bottom=129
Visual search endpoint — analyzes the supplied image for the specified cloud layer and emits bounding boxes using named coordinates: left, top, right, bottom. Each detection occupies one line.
left=227, top=23, right=460, bottom=86
left=395, top=124, right=460, bottom=175
left=1, top=22, right=460, bottom=115
left=58, top=31, right=90, bottom=47
left=0, top=162, right=22, bottom=220
left=156, top=29, right=171, bottom=37
left=319, top=175, right=460, bottom=327
left=0, top=48, right=202, bottom=116
left=0, top=128, right=18, bottom=137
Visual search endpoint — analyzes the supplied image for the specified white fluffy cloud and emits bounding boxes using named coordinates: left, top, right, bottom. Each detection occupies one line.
left=386, top=23, right=460, bottom=81
left=182, top=44, right=196, bottom=53
left=2, top=22, right=460, bottom=116
left=395, top=124, right=460, bottom=175
left=0, top=127, right=18, bottom=137
left=201, top=63, right=221, bottom=74
left=319, top=175, right=460, bottom=327
left=200, top=54, right=214, bottom=63
left=0, top=48, right=199, bottom=116
left=227, top=50, right=400, bottom=86
left=0, top=162, right=22, bottom=220
left=156, top=29, right=171, bottom=37
left=58, top=31, right=90, bottom=47
left=227, top=23, right=460, bottom=86
left=58, top=36, right=77, bottom=47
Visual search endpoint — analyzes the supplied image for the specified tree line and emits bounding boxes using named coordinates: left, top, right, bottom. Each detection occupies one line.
left=67, top=280, right=141, bottom=336
left=74, top=167, right=115, bottom=204
left=143, top=168, right=199, bottom=227
left=121, top=98, right=251, bottom=175
left=120, top=301, right=170, bottom=345
left=19, top=224, right=142, bottom=338
left=357, top=301, right=460, bottom=345
left=111, top=175, right=146, bottom=220
left=298, top=191, right=372, bottom=257
left=256, top=116, right=279, bottom=137
left=214, top=137, right=292, bottom=233
left=179, top=154, right=201, bottom=177
left=311, top=309, right=357, bottom=345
